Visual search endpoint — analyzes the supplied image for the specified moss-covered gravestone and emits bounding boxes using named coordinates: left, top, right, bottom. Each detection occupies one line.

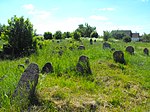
left=12, top=63, right=39, bottom=109
left=143, top=48, right=149, bottom=55
left=41, top=62, right=54, bottom=74
left=103, top=42, right=111, bottom=49
left=126, top=46, right=134, bottom=55
left=76, top=55, right=92, bottom=75
left=78, top=45, right=85, bottom=50
left=113, top=51, right=126, bottom=64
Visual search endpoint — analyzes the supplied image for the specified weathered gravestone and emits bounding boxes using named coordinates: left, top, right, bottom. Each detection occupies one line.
left=94, top=40, right=96, bottom=43
left=78, top=45, right=85, bottom=50
left=90, top=39, right=93, bottom=45
left=103, top=42, right=111, bottom=49
left=113, top=51, right=126, bottom=64
left=12, top=63, right=39, bottom=109
left=143, top=48, right=149, bottom=55
left=76, top=55, right=92, bottom=75
left=126, top=46, right=134, bottom=55
left=41, top=62, right=54, bottom=74
left=25, top=58, right=30, bottom=65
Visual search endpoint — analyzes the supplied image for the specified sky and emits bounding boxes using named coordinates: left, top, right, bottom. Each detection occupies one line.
left=0, top=0, right=150, bottom=35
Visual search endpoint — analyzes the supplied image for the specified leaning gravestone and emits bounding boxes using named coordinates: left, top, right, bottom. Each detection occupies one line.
left=113, top=51, right=126, bottom=64
left=103, top=42, right=111, bottom=49
left=126, top=46, right=134, bottom=55
left=78, top=45, right=85, bottom=50
left=143, top=48, right=149, bottom=55
left=76, top=55, right=92, bottom=75
left=41, top=62, right=54, bottom=74
left=12, top=63, right=39, bottom=109
left=90, top=39, right=93, bottom=45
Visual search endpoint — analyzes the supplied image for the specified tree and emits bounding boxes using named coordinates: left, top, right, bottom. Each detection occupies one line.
left=44, top=32, right=53, bottom=40
left=103, top=31, right=111, bottom=41
left=62, top=32, right=71, bottom=38
left=72, top=31, right=81, bottom=41
left=123, top=36, right=131, bottom=43
left=4, top=15, right=34, bottom=56
left=54, top=30, right=62, bottom=39
left=142, top=33, right=150, bottom=42
left=76, top=23, right=96, bottom=37
left=90, top=31, right=99, bottom=38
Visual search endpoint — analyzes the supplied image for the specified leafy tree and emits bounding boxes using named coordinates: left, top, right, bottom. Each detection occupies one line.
left=112, top=32, right=125, bottom=39
left=123, top=36, right=131, bottom=43
left=4, top=15, right=34, bottom=56
left=44, top=32, right=53, bottom=40
left=54, top=31, right=62, bottom=39
left=90, top=31, right=99, bottom=38
left=76, top=23, right=96, bottom=37
left=72, top=31, right=81, bottom=41
left=62, top=32, right=71, bottom=38
left=142, top=33, right=150, bottom=42
left=103, top=31, right=111, bottom=41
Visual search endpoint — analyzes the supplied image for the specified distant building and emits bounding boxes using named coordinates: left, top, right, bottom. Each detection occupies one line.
left=131, top=33, right=140, bottom=41
left=111, top=30, right=132, bottom=37
left=109, top=30, right=140, bottom=41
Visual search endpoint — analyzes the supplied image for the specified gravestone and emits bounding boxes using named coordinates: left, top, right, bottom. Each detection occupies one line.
left=126, top=46, right=134, bottom=55
left=94, top=40, right=96, bottom=43
left=111, top=48, right=115, bottom=51
left=12, top=63, right=39, bottom=108
left=103, top=42, right=111, bottom=49
left=41, top=62, right=54, bottom=74
left=143, top=48, right=149, bottom=55
left=76, top=55, right=92, bottom=75
left=25, top=58, right=30, bottom=65
left=90, top=39, right=93, bottom=45
left=78, top=45, right=85, bottom=50
left=113, top=51, right=126, bottom=64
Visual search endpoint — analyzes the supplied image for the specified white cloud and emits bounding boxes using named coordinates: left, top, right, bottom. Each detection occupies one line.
left=90, top=15, right=108, bottom=21
left=98, top=8, right=115, bottom=11
left=22, top=4, right=34, bottom=10
left=141, top=0, right=149, bottom=2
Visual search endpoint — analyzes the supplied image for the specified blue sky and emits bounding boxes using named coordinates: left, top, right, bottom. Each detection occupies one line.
left=0, top=0, right=150, bottom=35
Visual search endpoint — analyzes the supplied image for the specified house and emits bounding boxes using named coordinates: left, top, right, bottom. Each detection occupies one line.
left=132, top=33, right=140, bottom=41
left=111, top=30, right=132, bottom=37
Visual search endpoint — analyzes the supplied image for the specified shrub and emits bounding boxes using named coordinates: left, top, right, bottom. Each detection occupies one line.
left=44, top=32, right=53, bottom=40
left=123, top=36, right=131, bottom=43
left=72, top=31, right=81, bottom=41
left=90, top=31, right=98, bottom=38
left=3, top=15, right=34, bottom=56
left=62, top=32, right=71, bottom=38
left=54, top=31, right=62, bottom=39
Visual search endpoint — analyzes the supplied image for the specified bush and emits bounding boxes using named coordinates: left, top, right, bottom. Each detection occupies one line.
left=44, top=32, right=53, bottom=40
left=62, top=32, right=71, bottom=38
left=72, top=31, right=81, bottom=41
left=123, top=36, right=131, bottom=43
left=90, top=31, right=98, bottom=38
left=3, top=15, right=34, bottom=56
left=54, top=31, right=62, bottom=39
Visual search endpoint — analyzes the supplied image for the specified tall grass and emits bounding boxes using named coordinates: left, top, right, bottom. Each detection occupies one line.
left=0, top=38, right=150, bottom=111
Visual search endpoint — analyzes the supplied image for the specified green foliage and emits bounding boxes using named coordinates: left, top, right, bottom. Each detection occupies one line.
left=111, top=31, right=125, bottom=39
left=44, top=32, right=53, bottom=40
left=72, top=31, right=81, bottom=41
left=62, top=32, right=71, bottom=38
left=54, top=30, right=62, bottom=39
left=3, top=15, right=34, bottom=56
left=123, top=36, right=131, bottom=43
left=76, top=23, right=96, bottom=37
left=142, top=33, right=150, bottom=42
left=90, top=31, right=98, bottom=38
left=103, top=31, right=111, bottom=41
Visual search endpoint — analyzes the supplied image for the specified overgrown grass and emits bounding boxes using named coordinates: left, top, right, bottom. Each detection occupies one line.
left=0, top=38, right=150, bottom=111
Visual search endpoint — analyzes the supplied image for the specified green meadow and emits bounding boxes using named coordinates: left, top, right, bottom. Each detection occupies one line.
left=0, top=38, right=150, bottom=111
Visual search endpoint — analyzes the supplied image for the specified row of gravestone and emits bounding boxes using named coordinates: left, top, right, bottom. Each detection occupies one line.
left=12, top=55, right=91, bottom=110
left=102, top=42, right=149, bottom=55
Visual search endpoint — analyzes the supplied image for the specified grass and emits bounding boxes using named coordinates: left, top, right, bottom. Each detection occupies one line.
left=0, top=38, right=150, bottom=111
